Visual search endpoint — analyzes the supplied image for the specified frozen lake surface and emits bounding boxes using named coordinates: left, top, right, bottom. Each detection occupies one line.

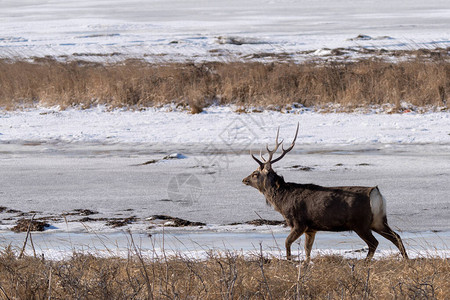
left=1, top=0, right=450, bottom=62
left=0, top=108, right=449, bottom=258
left=1, top=146, right=449, bottom=231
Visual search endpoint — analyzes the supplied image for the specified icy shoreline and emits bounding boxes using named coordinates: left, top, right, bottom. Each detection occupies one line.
left=1, top=229, right=448, bottom=261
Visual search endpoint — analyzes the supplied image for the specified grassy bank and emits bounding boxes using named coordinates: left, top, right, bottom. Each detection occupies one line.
left=0, top=58, right=448, bottom=112
left=0, top=247, right=448, bottom=299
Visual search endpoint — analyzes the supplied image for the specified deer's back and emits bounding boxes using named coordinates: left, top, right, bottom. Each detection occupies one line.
left=281, top=183, right=376, bottom=231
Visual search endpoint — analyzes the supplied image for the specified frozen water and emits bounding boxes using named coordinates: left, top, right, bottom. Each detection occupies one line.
left=1, top=147, right=449, bottom=231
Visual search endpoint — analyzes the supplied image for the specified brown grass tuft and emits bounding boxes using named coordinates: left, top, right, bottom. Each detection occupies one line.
left=0, top=247, right=448, bottom=299
left=0, top=58, right=449, bottom=111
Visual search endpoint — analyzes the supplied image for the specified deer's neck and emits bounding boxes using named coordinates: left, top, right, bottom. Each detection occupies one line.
left=260, top=176, right=287, bottom=212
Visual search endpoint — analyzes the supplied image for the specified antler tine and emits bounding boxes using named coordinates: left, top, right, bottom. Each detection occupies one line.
left=270, top=122, right=299, bottom=164
left=265, top=127, right=283, bottom=163
left=251, top=151, right=264, bottom=168
left=260, top=149, right=267, bottom=162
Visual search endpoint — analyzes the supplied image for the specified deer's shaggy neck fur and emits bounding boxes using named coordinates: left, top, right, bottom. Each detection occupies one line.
left=257, top=169, right=287, bottom=211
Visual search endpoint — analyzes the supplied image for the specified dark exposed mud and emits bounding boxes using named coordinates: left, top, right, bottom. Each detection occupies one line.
left=64, top=209, right=99, bottom=216
left=229, top=219, right=287, bottom=226
left=288, top=165, right=314, bottom=171
left=106, top=216, right=137, bottom=228
left=12, top=218, right=50, bottom=232
left=149, top=215, right=206, bottom=227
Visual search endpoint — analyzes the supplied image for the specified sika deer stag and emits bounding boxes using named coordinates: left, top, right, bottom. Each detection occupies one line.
left=242, top=123, right=408, bottom=262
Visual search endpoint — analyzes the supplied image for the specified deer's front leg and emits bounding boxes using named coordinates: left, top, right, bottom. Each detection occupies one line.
left=304, top=231, right=316, bottom=264
left=285, top=227, right=305, bottom=260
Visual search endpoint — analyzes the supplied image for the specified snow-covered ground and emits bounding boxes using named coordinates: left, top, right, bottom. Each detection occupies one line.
left=1, top=106, right=449, bottom=148
left=1, top=0, right=450, bottom=62
left=2, top=230, right=448, bottom=261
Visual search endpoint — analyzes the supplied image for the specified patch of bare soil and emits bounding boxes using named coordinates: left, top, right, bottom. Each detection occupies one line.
left=289, top=165, right=314, bottom=171
left=75, top=217, right=108, bottom=223
left=149, top=215, right=206, bottom=227
left=11, top=218, right=49, bottom=232
left=134, top=153, right=186, bottom=166
left=229, top=219, right=287, bottom=226
left=106, top=216, right=137, bottom=228
left=64, top=209, right=99, bottom=216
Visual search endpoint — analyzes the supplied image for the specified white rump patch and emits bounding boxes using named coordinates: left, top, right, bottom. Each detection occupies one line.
left=369, top=187, right=386, bottom=229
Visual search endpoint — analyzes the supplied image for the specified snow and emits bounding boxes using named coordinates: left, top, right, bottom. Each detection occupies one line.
left=2, top=230, right=449, bottom=261
left=1, top=0, right=450, bottom=62
left=1, top=106, right=449, bottom=148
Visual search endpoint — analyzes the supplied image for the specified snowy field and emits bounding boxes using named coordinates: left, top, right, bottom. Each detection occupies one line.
left=1, top=106, right=449, bottom=147
left=1, top=0, right=450, bottom=62
left=1, top=107, right=449, bottom=258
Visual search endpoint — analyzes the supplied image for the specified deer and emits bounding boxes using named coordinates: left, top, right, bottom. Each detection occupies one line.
left=242, top=123, right=408, bottom=262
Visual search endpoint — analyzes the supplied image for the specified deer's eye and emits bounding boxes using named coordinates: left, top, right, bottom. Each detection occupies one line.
left=252, top=173, right=258, bottom=178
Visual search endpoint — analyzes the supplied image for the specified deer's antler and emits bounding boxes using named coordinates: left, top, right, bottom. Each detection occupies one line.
left=250, top=123, right=299, bottom=167
left=270, top=122, right=299, bottom=164
left=261, top=127, right=283, bottom=163
left=251, top=151, right=264, bottom=168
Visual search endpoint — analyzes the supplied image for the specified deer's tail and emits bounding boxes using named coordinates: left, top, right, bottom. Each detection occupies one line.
left=369, top=186, right=387, bottom=230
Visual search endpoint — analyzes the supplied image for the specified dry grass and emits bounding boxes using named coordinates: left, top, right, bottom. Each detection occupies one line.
left=0, top=57, right=448, bottom=112
left=0, top=246, right=448, bottom=299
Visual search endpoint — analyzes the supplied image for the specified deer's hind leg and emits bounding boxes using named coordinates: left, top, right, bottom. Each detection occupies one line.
left=354, top=228, right=379, bottom=260
left=285, top=226, right=306, bottom=260
left=373, top=223, right=408, bottom=259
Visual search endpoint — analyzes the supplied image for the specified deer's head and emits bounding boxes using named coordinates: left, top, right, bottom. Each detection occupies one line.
left=242, top=123, right=299, bottom=194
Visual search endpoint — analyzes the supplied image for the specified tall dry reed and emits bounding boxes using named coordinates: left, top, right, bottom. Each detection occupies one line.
left=0, top=247, right=448, bottom=299
left=0, top=58, right=448, bottom=111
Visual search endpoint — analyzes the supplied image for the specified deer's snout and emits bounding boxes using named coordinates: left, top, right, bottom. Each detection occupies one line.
left=242, top=176, right=250, bottom=185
